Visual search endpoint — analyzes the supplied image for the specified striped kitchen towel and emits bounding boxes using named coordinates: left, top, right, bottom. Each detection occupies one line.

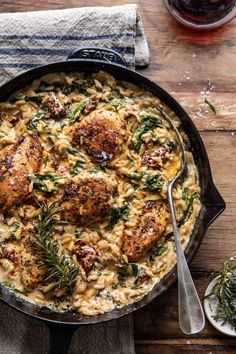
left=0, top=4, right=150, bottom=86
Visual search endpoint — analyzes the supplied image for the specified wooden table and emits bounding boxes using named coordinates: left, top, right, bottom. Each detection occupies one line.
left=0, top=1, right=235, bottom=353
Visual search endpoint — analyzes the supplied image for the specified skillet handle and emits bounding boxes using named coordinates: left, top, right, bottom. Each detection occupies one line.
left=67, top=47, right=128, bottom=67
left=47, top=323, right=77, bottom=354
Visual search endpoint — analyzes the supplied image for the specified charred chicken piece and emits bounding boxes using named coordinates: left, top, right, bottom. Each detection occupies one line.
left=0, top=134, right=43, bottom=211
left=20, top=253, right=46, bottom=288
left=19, top=238, right=46, bottom=288
left=122, top=201, right=169, bottom=261
left=73, top=240, right=99, bottom=274
left=74, top=111, right=125, bottom=163
left=62, top=177, right=113, bottom=222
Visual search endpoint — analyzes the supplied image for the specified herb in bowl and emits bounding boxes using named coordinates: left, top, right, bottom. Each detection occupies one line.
left=205, top=260, right=236, bottom=330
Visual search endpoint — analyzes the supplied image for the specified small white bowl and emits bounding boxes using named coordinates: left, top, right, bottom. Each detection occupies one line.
left=204, top=276, right=236, bottom=337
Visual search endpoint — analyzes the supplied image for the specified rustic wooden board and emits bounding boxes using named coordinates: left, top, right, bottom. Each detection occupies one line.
left=0, top=1, right=236, bottom=353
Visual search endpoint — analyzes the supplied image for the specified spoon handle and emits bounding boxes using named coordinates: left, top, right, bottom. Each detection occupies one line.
left=167, top=185, right=205, bottom=334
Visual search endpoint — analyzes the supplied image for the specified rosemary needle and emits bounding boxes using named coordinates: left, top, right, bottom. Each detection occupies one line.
left=34, top=202, right=78, bottom=290
left=207, top=260, right=236, bottom=330
left=204, top=98, right=216, bottom=114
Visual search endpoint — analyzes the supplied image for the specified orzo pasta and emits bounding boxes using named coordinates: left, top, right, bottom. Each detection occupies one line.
left=0, top=71, right=201, bottom=315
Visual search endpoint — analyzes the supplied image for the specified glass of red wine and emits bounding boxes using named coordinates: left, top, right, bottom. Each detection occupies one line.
left=163, top=0, right=236, bottom=30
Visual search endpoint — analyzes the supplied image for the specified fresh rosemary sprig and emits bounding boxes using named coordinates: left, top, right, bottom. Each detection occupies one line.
left=34, top=202, right=78, bottom=289
left=35, top=237, right=78, bottom=288
left=36, top=202, right=60, bottom=238
left=207, top=260, right=236, bottom=330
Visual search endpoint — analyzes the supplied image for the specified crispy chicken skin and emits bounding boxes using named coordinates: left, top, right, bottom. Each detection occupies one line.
left=20, top=252, right=45, bottom=288
left=74, top=110, right=125, bottom=163
left=0, top=134, right=43, bottom=211
left=0, top=238, right=45, bottom=288
left=122, top=201, right=169, bottom=261
left=62, top=177, right=113, bottom=222
left=19, top=238, right=46, bottom=288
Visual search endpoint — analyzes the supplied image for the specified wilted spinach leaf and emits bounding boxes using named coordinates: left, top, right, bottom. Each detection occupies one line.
left=108, top=203, right=130, bottom=229
left=131, top=116, right=163, bottom=151
left=143, top=174, right=164, bottom=192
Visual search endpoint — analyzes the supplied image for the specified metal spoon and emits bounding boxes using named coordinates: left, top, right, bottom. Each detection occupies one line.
left=158, top=109, right=205, bottom=334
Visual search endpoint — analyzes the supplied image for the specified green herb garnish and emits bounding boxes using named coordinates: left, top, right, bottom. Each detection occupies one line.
left=179, top=188, right=198, bottom=226
left=150, top=243, right=167, bottom=257
left=117, top=264, right=129, bottom=285
left=162, top=140, right=176, bottom=151
left=89, top=167, right=101, bottom=173
left=131, top=116, right=162, bottom=151
left=131, top=263, right=141, bottom=285
left=143, top=173, right=164, bottom=192
left=69, top=99, right=91, bottom=123
left=117, top=263, right=141, bottom=286
left=70, top=156, right=86, bottom=176
left=29, top=173, right=65, bottom=192
left=74, top=79, right=92, bottom=94
left=108, top=203, right=130, bottom=229
left=104, top=100, right=125, bottom=111
left=74, top=228, right=84, bottom=238
left=108, top=91, right=121, bottom=100
left=127, top=172, right=144, bottom=180
left=34, top=202, right=78, bottom=289
left=27, top=107, right=48, bottom=130
left=67, top=147, right=81, bottom=157
left=206, top=260, right=236, bottom=330
left=11, top=222, right=20, bottom=240
left=204, top=98, right=216, bottom=114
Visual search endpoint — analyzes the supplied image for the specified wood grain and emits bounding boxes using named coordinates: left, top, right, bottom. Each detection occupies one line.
left=0, top=1, right=235, bottom=353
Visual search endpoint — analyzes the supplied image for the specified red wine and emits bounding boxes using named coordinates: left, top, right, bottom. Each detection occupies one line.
left=168, top=0, right=235, bottom=25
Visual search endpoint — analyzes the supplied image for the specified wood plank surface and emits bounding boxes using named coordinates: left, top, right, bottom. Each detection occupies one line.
left=0, top=1, right=236, bottom=353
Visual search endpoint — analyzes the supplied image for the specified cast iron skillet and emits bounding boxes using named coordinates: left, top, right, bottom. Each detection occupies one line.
left=0, top=48, right=225, bottom=353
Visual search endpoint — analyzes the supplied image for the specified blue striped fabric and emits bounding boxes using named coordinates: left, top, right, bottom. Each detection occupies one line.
left=0, top=5, right=149, bottom=85
left=0, top=33, right=134, bottom=41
